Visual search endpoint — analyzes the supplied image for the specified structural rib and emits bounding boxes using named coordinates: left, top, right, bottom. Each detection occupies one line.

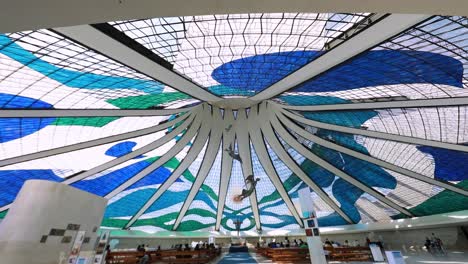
left=62, top=112, right=197, bottom=185
left=0, top=107, right=193, bottom=117
left=236, top=109, right=262, bottom=230
left=250, top=14, right=429, bottom=101
left=248, top=105, right=304, bottom=227
left=279, top=107, right=468, bottom=153
left=215, top=109, right=236, bottom=231
left=124, top=105, right=211, bottom=227
left=259, top=104, right=354, bottom=223
left=279, top=97, right=468, bottom=112
left=276, top=110, right=468, bottom=197
left=0, top=112, right=190, bottom=168
left=172, top=107, right=224, bottom=230
left=269, top=104, right=413, bottom=217
left=54, top=25, right=222, bottom=102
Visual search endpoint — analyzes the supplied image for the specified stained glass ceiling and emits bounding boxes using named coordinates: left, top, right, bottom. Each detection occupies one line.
left=279, top=16, right=468, bottom=102
left=109, top=13, right=370, bottom=96
left=0, top=29, right=199, bottom=109
left=0, top=14, right=467, bottom=233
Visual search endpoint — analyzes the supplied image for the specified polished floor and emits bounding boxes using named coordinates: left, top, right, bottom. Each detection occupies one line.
left=217, top=252, right=259, bottom=264
left=214, top=251, right=468, bottom=264
left=400, top=251, right=468, bottom=264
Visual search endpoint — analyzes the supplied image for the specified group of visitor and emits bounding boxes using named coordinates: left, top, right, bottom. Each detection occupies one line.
left=170, top=243, right=218, bottom=259
left=258, top=237, right=373, bottom=249
left=136, top=244, right=149, bottom=264
left=171, top=242, right=217, bottom=251
left=136, top=245, right=149, bottom=264
left=324, top=238, right=363, bottom=247
left=136, top=244, right=148, bottom=252
left=135, top=244, right=162, bottom=264
left=424, top=233, right=446, bottom=256
left=258, top=238, right=309, bottom=249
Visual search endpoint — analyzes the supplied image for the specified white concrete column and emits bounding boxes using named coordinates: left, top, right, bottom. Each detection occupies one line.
left=0, top=180, right=107, bottom=264
left=298, top=187, right=327, bottom=264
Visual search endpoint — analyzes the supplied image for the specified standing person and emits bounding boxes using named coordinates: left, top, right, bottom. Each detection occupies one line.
left=184, top=244, right=190, bottom=251
left=366, top=237, right=371, bottom=246
left=155, top=245, right=162, bottom=258
left=183, top=244, right=191, bottom=259
left=376, top=235, right=385, bottom=249
left=436, top=237, right=446, bottom=256
left=344, top=240, right=350, bottom=247
left=430, top=233, right=439, bottom=255
left=353, top=240, right=360, bottom=247
left=104, top=245, right=112, bottom=263
left=298, top=239, right=304, bottom=246
left=425, top=237, right=432, bottom=254
left=431, top=234, right=446, bottom=256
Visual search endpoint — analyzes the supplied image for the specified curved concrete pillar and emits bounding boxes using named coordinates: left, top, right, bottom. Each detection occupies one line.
left=0, top=180, right=107, bottom=264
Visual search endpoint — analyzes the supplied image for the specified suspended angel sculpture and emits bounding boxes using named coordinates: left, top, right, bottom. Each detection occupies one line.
left=233, top=175, right=260, bottom=203
left=224, top=144, right=243, bottom=164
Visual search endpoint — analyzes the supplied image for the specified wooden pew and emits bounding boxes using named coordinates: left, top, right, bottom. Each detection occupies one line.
left=325, top=246, right=373, bottom=261
left=258, top=246, right=373, bottom=263
left=260, top=248, right=310, bottom=263
left=107, top=248, right=221, bottom=264
left=256, top=247, right=268, bottom=257
left=107, top=250, right=158, bottom=264
left=158, top=248, right=220, bottom=264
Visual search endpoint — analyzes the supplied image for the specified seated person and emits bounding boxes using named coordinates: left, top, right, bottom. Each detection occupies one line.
left=139, top=254, right=149, bottom=264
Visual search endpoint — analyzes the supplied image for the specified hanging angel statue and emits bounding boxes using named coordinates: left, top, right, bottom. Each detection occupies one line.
left=224, top=144, right=243, bottom=164
left=233, top=175, right=260, bottom=203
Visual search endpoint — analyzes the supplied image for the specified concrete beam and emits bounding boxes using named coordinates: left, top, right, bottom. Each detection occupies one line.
left=54, top=26, right=222, bottom=102
left=1, top=1, right=466, bottom=33
left=251, top=14, right=429, bottom=101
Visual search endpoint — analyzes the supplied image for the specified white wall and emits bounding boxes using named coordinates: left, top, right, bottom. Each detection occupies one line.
left=111, top=237, right=232, bottom=250
left=0, top=180, right=107, bottom=264
left=255, top=226, right=468, bottom=252
left=109, top=225, right=468, bottom=254
left=321, top=226, right=468, bottom=252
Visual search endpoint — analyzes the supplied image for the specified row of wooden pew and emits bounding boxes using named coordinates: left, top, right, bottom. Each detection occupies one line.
left=256, top=246, right=373, bottom=263
left=325, top=246, right=373, bottom=261
left=106, top=248, right=221, bottom=264
left=257, top=248, right=310, bottom=263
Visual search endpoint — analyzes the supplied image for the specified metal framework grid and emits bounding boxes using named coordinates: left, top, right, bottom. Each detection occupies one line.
left=0, top=14, right=467, bottom=233
left=110, top=13, right=370, bottom=96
